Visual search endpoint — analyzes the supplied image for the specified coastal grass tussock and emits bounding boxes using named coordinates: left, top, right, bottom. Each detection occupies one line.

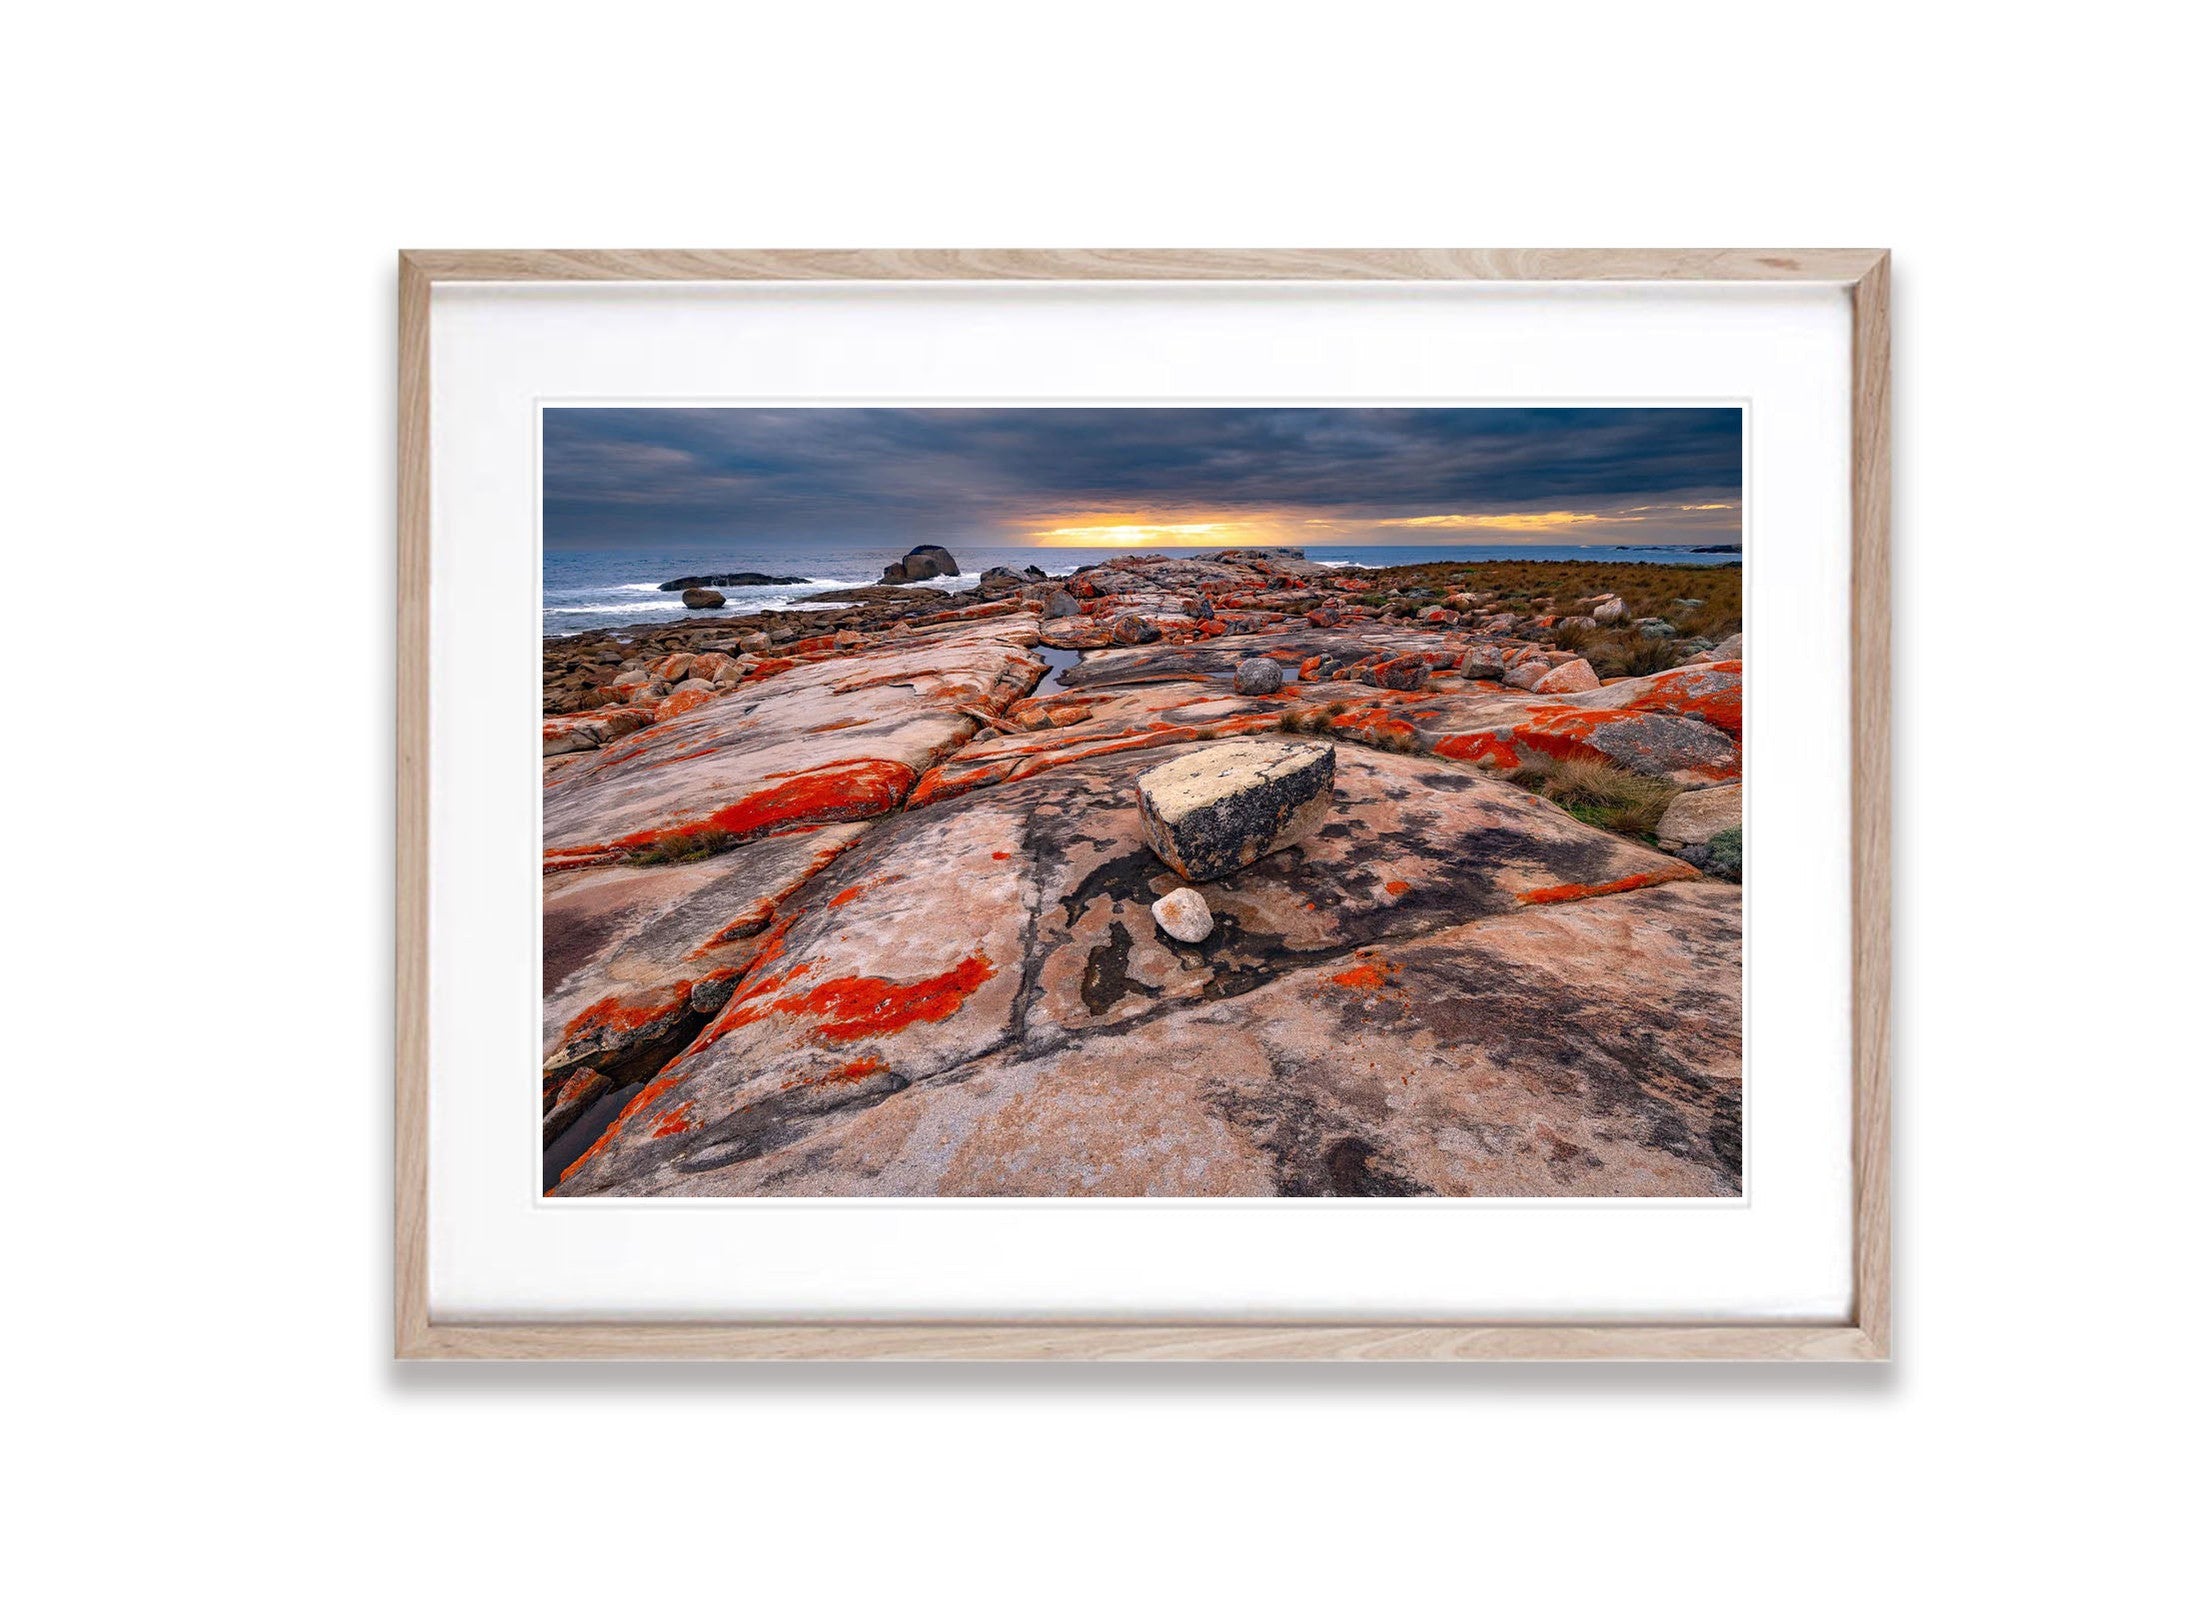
left=1580, top=631, right=1688, bottom=680
left=1498, top=751, right=1680, bottom=842
left=625, top=829, right=743, bottom=867
left=1279, top=705, right=1339, bottom=736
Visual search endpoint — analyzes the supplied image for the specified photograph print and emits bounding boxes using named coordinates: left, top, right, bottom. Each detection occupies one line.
left=538, top=406, right=1745, bottom=1199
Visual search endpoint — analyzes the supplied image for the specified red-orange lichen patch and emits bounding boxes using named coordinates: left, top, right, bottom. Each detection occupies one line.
left=1384, top=880, right=1411, bottom=895
left=1516, top=862, right=1700, bottom=906
left=824, top=1054, right=890, bottom=1084
left=708, top=954, right=997, bottom=1049
left=610, top=758, right=916, bottom=853
left=557, top=982, right=693, bottom=1048
left=1622, top=661, right=1743, bottom=737
left=783, top=956, right=997, bottom=1043
left=647, top=1102, right=695, bottom=1138
left=827, top=883, right=868, bottom=909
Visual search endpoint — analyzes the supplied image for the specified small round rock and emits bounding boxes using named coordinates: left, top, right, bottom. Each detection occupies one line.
left=1233, top=656, right=1286, bottom=696
left=1152, top=886, right=1215, bottom=942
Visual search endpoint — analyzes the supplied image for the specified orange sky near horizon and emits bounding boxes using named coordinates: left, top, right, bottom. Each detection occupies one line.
left=1019, top=502, right=1740, bottom=548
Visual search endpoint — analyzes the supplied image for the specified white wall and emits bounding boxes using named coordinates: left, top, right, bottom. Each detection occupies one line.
left=10, top=3, right=2187, bottom=1593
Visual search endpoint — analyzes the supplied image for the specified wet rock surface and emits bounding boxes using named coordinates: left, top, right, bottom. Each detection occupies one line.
left=540, top=548, right=1744, bottom=1197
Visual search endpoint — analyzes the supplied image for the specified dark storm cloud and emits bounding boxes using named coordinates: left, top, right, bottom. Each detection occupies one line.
left=542, top=407, right=1741, bottom=544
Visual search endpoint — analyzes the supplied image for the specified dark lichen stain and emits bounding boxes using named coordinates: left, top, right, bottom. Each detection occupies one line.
left=1205, top=1066, right=1432, bottom=1198
left=674, top=1069, right=911, bottom=1175
left=1402, top=937, right=1742, bottom=1192
left=1081, top=919, right=1161, bottom=1015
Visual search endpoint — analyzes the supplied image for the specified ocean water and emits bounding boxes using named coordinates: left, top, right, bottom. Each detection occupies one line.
left=543, top=542, right=1740, bottom=637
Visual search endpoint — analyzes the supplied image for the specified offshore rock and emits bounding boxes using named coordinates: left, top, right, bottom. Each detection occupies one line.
left=1135, top=740, right=1336, bottom=884
left=682, top=588, right=726, bottom=609
left=897, top=544, right=960, bottom=582
left=654, top=571, right=803, bottom=591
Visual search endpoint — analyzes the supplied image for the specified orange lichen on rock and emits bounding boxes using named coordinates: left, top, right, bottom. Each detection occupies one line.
left=1621, top=661, right=1743, bottom=736
left=610, top=758, right=916, bottom=853
left=1330, top=953, right=1401, bottom=990
left=1516, top=862, right=1700, bottom=906
left=557, top=982, right=693, bottom=1048
left=823, top=1054, right=891, bottom=1084
left=560, top=1069, right=685, bottom=1184
left=777, top=956, right=998, bottom=1044
left=647, top=1101, right=696, bottom=1138
left=651, top=683, right=716, bottom=723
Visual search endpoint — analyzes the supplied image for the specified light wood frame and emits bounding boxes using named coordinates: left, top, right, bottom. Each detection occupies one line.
left=397, top=249, right=1891, bottom=1360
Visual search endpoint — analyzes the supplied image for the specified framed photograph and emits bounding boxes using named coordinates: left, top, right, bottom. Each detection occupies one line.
left=398, top=249, right=1889, bottom=1359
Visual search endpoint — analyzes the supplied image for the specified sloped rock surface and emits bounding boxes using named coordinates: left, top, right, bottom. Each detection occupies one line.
left=542, top=823, right=874, bottom=1089
left=543, top=621, right=1044, bottom=868
left=553, top=743, right=1718, bottom=1197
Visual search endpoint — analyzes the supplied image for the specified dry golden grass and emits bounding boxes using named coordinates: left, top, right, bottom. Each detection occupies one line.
left=1497, top=751, right=1680, bottom=841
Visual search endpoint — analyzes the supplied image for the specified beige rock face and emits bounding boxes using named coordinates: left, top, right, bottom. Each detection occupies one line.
left=1657, top=782, right=1744, bottom=845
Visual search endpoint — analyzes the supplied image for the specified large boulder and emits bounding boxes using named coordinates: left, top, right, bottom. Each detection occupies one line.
left=681, top=588, right=726, bottom=609
left=1711, top=632, right=1744, bottom=661
left=898, top=545, right=961, bottom=582
left=1134, top=740, right=1336, bottom=883
left=1232, top=656, right=1286, bottom=696
left=1592, top=596, right=1630, bottom=624
left=1044, top=589, right=1083, bottom=619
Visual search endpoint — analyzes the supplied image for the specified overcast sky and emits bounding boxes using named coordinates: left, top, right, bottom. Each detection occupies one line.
left=544, top=407, right=1742, bottom=549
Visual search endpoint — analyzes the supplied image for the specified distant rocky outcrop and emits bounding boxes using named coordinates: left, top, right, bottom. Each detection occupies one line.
left=882, top=545, right=961, bottom=583
left=682, top=588, right=726, bottom=609
left=655, top=571, right=805, bottom=592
